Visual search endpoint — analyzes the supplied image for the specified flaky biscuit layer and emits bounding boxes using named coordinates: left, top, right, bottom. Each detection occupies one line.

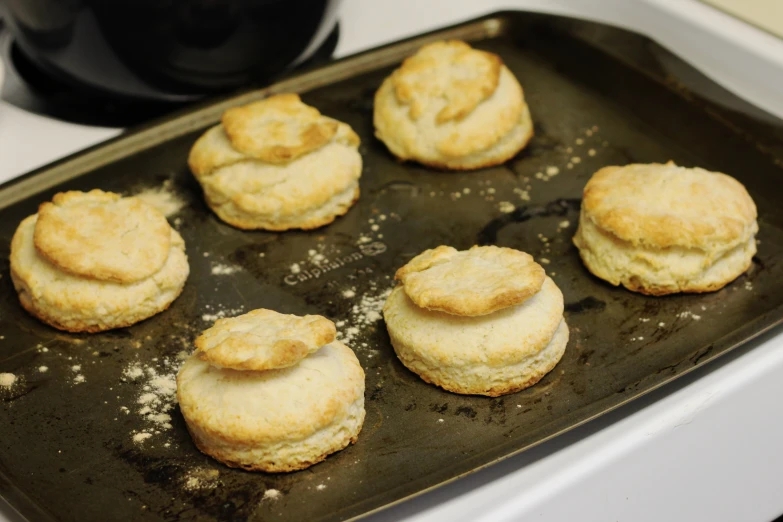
left=575, top=163, right=758, bottom=295
left=195, top=309, right=336, bottom=371
left=383, top=278, right=566, bottom=396
left=395, top=245, right=545, bottom=316
left=34, top=190, right=171, bottom=284
left=189, top=94, right=362, bottom=231
left=177, top=342, right=365, bottom=472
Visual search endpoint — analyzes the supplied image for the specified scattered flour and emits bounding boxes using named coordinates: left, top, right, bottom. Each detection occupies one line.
left=133, top=181, right=186, bottom=217
left=316, top=484, right=327, bottom=491
left=263, top=489, right=282, bottom=501
left=337, top=286, right=392, bottom=346
left=202, top=305, right=245, bottom=322
left=123, top=354, right=185, bottom=445
left=0, top=373, right=16, bottom=387
left=342, top=289, right=356, bottom=298
left=124, top=365, right=144, bottom=380
left=678, top=311, right=702, bottom=321
left=498, top=201, right=515, bottom=214
left=211, top=263, right=240, bottom=276
left=290, top=263, right=301, bottom=274
left=73, top=374, right=85, bottom=384
left=513, top=188, right=530, bottom=201
left=546, top=166, right=559, bottom=176
left=559, top=220, right=570, bottom=229
left=183, top=468, right=220, bottom=491
left=133, top=433, right=152, bottom=444
left=38, top=366, right=48, bottom=373
left=539, top=258, right=550, bottom=265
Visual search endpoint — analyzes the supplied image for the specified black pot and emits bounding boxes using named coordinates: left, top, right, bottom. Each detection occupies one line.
left=0, top=0, right=342, bottom=102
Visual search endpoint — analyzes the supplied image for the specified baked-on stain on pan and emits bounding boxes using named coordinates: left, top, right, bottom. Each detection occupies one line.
left=1, top=10, right=783, bottom=522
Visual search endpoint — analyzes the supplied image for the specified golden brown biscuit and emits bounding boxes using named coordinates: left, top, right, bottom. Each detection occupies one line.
left=195, top=309, right=336, bottom=371
left=34, top=190, right=171, bottom=283
left=221, top=93, right=340, bottom=163
left=178, top=309, right=365, bottom=473
left=573, top=162, right=758, bottom=295
left=395, top=245, right=546, bottom=316
left=9, top=191, right=189, bottom=333
left=373, top=40, right=533, bottom=170
left=188, top=94, right=362, bottom=231
left=384, top=246, right=567, bottom=396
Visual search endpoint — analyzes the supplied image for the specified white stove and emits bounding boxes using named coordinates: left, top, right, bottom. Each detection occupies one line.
left=2, top=1, right=783, bottom=521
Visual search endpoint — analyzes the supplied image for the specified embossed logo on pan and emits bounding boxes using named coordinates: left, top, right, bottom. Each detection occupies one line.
left=284, top=242, right=387, bottom=285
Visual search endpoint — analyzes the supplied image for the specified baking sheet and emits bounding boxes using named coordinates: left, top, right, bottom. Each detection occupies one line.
left=1, top=11, right=783, bottom=522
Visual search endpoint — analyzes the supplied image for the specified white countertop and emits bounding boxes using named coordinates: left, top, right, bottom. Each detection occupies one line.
left=2, top=1, right=783, bottom=521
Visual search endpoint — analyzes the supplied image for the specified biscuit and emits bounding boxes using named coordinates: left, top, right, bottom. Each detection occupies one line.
left=384, top=246, right=567, bottom=396
left=178, top=335, right=365, bottom=472
left=9, top=191, right=189, bottom=332
left=373, top=40, right=533, bottom=170
left=573, top=163, right=758, bottom=295
left=188, top=93, right=362, bottom=231
left=395, top=245, right=545, bottom=316
left=195, top=309, right=336, bottom=371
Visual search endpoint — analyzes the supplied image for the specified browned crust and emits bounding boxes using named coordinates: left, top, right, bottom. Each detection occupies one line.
left=395, top=245, right=546, bottom=317
left=195, top=339, right=311, bottom=371
left=194, top=309, right=336, bottom=371
left=574, top=242, right=753, bottom=296
left=221, top=93, right=339, bottom=164
left=392, top=40, right=503, bottom=123
left=396, top=351, right=563, bottom=398
left=381, top=125, right=533, bottom=171
left=204, top=186, right=360, bottom=231
left=33, top=190, right=172, bottom=284
left=418, top=369, right=551, bottom=397
left=581, top=163, right=757, bottom=249
left=185, top=424, right=361, bottom=473
left=10, top=266, right=184, bottom=333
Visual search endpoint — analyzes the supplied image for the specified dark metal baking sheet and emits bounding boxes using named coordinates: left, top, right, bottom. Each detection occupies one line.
left=2, top=11, right=783, bottom=522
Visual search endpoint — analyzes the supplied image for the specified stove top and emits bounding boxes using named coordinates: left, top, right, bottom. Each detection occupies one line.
left=0, top=22, right=340, bottom=128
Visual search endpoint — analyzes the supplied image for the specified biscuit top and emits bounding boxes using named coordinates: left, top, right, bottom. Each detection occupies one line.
left=195, top=309, right=337, bottom=371
left=395, top=245, right=546, bottom=316
left=392, top=40, right=502, bottom=124
left=33, top=190, right=172, bottom=284
left=582, top=163, right=758, bottom=249
left=189, top=94, right=360, bottom=177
